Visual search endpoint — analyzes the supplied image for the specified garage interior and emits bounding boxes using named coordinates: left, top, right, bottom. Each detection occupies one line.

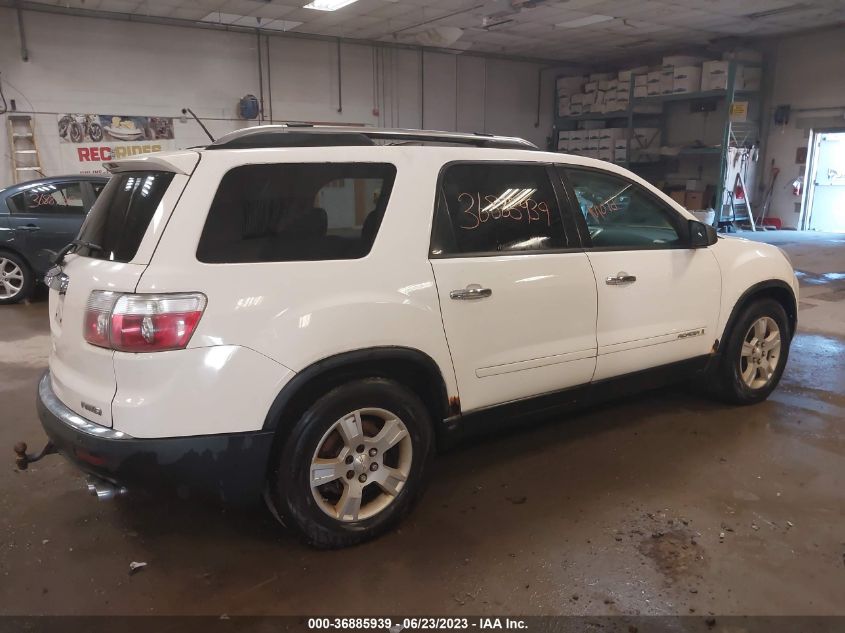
left=2, top=0, right=845, bottom=621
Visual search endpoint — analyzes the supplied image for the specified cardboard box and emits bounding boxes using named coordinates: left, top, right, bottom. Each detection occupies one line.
left=589, top=72, right=615, bottom=82
left=701, top=61, right=762, bottom=91
left=556, top=75, right=585, bottom=97
left=673, top=66, right=701, bottom=93
left=599, top=148, right=614, bottom=162
left=660, top=69, right=674, bottom=94
left=634, top=85, right=649, bottom=99
left=634, top=73, right=649, bottom=87
left=614, top=148, right=627, bottom=163
left=557, top=95, right=570, bottom=117
left=584, top=81, right=598, bottom=94
left=670, top=190, right=687, bottom=205
left=685, top=191, right=706, bottom=209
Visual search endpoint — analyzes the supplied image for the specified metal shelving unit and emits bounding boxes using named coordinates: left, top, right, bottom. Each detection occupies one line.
left=553, top=60, right=763, bottom=228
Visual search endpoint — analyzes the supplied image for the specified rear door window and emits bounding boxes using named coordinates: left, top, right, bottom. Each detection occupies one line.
left=430, top=162, right=568, bottom=257
left=76, top=171, right=175, bottom=262
left=9, top=182, right=85, bottom=215
left=196, top=163, right=396, bottom=263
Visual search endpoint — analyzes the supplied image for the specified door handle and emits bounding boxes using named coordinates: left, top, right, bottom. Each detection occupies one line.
left=605, top=272, right=637, bottom=285
left=450, top=284, right=493, bottom=300
left=18, top=224, right=41, bottom=232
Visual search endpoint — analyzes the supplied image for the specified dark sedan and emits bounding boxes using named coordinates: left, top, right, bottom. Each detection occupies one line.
left=0, top=175, right=109, bottom=304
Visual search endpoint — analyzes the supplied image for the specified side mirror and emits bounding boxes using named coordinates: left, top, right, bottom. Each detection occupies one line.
left=688, top=219, right=717, bottom=248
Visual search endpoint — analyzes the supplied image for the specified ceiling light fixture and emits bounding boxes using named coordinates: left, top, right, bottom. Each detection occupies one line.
left=556, top=14, right=614, bottom=28
left=303, top=0, right=359, bottom=11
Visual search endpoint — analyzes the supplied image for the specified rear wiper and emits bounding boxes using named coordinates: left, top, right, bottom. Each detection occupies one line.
left=51, top=239, right=105, bottom=266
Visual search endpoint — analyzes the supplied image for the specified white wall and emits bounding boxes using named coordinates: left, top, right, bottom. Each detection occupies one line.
left=0, top=8, right=556, bottom=188
left=761, top=27, right=845, bottom=229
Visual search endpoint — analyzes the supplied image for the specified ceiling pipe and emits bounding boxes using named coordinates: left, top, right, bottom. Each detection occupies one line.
left=266, top=36, right=273, bottom=123
left=336, top=38, right=343, bottom=114
left=256, top=29, right=265, bottom=123
left=15, top=2, right=29, bottom=61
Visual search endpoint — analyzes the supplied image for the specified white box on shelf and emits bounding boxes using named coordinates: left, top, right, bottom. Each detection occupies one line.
left=557, top=96, right=571, bottom=117
left=584, top=81, right=598, bottom=94
left=599, top=149, right=614, bottom=162
left=660, top=69, right=674, bottom=94
left=635, top=73, right=649, bottom=87
left=570, top=93, right=585, bottom=105
left=556, top=75, right=586, bottom=96
left=634, top=85, right=649, bottom=98
left=673, top=66, right=702, bottom=93
left=702, top=61, right=762, bottom=91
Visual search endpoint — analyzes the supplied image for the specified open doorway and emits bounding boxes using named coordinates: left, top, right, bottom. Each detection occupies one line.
left=804, top=130, right=845, bottom=232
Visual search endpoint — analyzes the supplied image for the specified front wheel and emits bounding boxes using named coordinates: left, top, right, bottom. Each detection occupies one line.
left=267, top=378, right=434, bottom=548
left=713, top=298, right=791, bottom=404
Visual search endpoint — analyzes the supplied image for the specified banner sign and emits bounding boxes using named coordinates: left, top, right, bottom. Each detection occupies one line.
left=57, top=114, right=175, bottom=175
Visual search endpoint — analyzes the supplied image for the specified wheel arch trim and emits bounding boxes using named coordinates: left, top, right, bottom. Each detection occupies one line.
left=261, top=346, right=455, bottom=433
left=719, top=279, right=797, bottom=350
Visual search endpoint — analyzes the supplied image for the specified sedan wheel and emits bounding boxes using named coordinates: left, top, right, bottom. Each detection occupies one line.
left=0, top=257, right=26, bottom=301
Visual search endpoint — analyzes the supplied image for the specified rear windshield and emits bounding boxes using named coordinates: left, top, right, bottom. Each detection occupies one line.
left=76, top=171, right=174, bottom=262
left=196, top=163, right=396, bottom=263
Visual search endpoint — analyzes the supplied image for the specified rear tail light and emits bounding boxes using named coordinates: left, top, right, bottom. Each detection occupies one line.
left=84, top=291, right=206, bottom=352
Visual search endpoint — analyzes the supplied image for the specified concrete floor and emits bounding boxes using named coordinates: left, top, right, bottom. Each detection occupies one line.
left=1, top=231, right=844, bottom=616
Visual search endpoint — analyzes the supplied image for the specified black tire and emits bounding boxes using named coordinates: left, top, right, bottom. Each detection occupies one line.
left=0, top=251, right=35, bottom=305
left=267, top=378, right=434, bottom=549
left=89, top=122, right=104, bottom=142
left=711, top=298, right=791, bottom=405
left=69, top=121, right=83, bottom=143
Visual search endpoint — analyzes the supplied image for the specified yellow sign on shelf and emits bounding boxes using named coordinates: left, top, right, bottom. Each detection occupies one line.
left=730, top=101, right=749, bottom=123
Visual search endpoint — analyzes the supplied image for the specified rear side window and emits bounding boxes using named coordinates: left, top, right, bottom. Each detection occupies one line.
left=76, top=171, right=175, bottom=262
left=431, top=163, right=567, bottom=257
left=196, top=163, right=396, bottom=263
left=9, top=182, right=85, bottom=215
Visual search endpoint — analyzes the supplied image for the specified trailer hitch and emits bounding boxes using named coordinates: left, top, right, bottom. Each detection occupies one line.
left=14, top=441, right=57, bottom=470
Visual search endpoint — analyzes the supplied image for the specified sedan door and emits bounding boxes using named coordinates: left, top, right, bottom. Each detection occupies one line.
left=6, top=181, right=88, bottom=273
left=429, top=162, right=598, bottom=413
left=559, top=166, right=721, bottom=382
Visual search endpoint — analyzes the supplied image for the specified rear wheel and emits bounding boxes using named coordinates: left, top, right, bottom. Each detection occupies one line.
left=712, top=298, right=791, bottom=404
left=267, top=378, right=434, bottom=548
left=0, top=252, right=34, bottom=305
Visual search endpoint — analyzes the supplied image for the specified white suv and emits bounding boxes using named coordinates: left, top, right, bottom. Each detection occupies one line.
left=28, top=126, right=798, bottom=548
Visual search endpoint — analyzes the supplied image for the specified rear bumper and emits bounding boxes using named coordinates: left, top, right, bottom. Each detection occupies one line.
left=36, top=371, right=275, bottom=503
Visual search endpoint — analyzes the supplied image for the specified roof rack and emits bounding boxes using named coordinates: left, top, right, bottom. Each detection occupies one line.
left=206, top=124, right=538, bottom=151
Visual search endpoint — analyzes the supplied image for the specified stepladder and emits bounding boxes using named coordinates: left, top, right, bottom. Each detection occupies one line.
left=6, top=114, right=43, bottom=184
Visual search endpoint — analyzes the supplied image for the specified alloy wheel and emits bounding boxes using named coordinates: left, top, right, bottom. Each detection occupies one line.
left=739, top=316, right=781, bottom=389
left=0, top=258, right=25, bottom=300
left=310, top=408, right=413, bottom=522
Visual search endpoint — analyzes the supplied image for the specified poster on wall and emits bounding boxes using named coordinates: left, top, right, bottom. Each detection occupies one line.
left=57, top=114, right=176, bottom=175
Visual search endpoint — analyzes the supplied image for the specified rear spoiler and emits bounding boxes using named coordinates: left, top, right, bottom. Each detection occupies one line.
left=103, top=150, right=199, bottom=176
